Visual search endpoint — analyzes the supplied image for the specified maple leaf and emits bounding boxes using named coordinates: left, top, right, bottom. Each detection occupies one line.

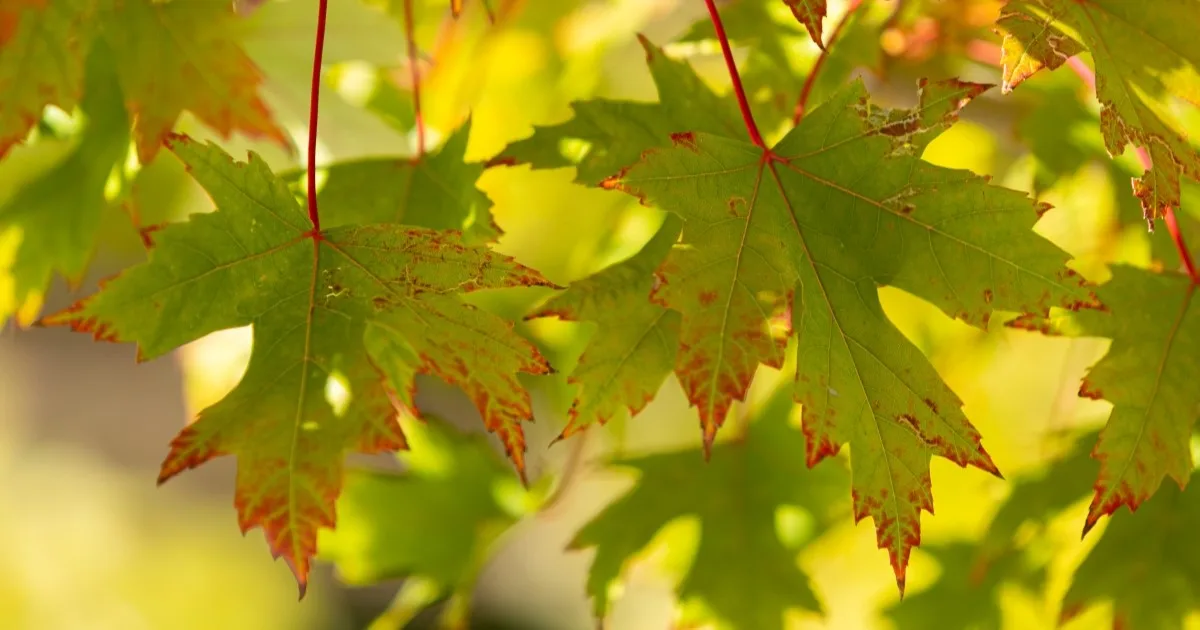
left=0, top=0, right=93, bottom=156
left=573, top=387, right=848, bottom=629
left=44, top=136, right=552, bottom=593
left=783, top=0, right=828, bottom=48
left=1044, top=266, right=1200, bottom=535
left=526, top=216, right=681, bottom=439
left=496, top=35, right=743, bottom=187
left=297, top=121, right=500, bottom=243
left=0, top=46, right=128, bottom=326
left=0, top=0, right=286, bottom=162
left=320, top=415, right=524, bottom=627
left=995, top=0, right=1200, bottom=222
left=1062, top=472, right=1200, bottom=628
left=505, top=38, right=1097, bottom=589
left=99, top=0, right=288, bottom=162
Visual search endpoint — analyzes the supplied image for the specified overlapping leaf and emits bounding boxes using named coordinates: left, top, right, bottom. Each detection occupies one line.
left=996, top=0, right=1200, bottom=223
left=0, top=0, right=286, bottom=161
left=497, top=36, right=743, bottom=186
left=1044, top=266, right=1200, bottom=534
left=504, top=39, right=1098, bottom=588
left=296, top=121, right=499, bottom=243
left=574, top=388, right=848, bottom=629
left=0, top=0, right=93, bottom=155
left=0, top=45, right=127, bottom=326
left=0, top=0, right=289, bottom=327
left=883, top=542, right=1044, bottom=630
left=1063, top=472, right=1200, bottom=628
left=526, top=217, right=681, bottom=439
left=887, top=431, right=1096, bottom=628
left=44, top=136, right=552, bottom=593
left=320, top=415, right=525, bottom=627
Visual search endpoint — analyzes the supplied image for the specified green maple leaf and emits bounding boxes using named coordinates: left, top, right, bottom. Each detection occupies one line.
left=1062, top=472, right=1200, bottom=629
left=526, top=216, right=681, bottom=438
left=298, top=121, right=500, bottom=243
left=1045, top=266, right=1200, bottom=535
left=0, top=0, right=287, bottom=162
left=573, top=387, right=848, bottom=629
left=0, top=45, right=128, bottom=326
left=995, top=0, right=1200, bottom=223
left=320, top=415, right=526, bottom=628
left=505, top=38, right=1096, bottom=589
left=496, top=35, right=743, bottom=187
left=44, top=136, right=552, bottom=593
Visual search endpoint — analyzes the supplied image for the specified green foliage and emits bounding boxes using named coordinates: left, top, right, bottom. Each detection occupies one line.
left=45, top=136, right=551, bottom=593
left=3, top=0, right=1200, bottom=628
left=576, top=387, right=847, bottom=628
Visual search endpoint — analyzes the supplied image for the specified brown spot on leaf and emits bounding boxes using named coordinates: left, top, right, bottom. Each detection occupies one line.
left=983, top=289, right=993, bottom=304
left=698, top=290, right=718, bottom=306
left=922, top=398, right=939, bottom=414
left=669, top=131, right=699, bottom=152
left=898, top=413, right=919, bottom=431
left=1035, top=202, right=1053, bottom=218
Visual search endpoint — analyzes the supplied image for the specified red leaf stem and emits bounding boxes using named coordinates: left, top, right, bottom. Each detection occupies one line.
left=306, top=0, right=328, bottom=231
left=792, top=0, right=862, bottom=125
left=703, top=0, right=765, bottom=149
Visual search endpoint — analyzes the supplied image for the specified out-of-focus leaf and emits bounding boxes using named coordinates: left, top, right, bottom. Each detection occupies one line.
left=883, top=542, right=1045, bottom=630
left=573, top=387, right=848, bottom=629
left=0, top=45, right=128, bottom=326
left=320, top=415, right=523, bottom=628
left=1063, top=472, right=1200, bottom=628
left=297, top=121, right=499, bottom=243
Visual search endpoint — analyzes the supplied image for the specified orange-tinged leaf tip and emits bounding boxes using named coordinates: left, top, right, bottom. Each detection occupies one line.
left=635, top=33, right=655, bottom=61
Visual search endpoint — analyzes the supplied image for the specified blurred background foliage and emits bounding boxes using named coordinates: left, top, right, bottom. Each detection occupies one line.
left=1, top=0, right=1199, bottom=628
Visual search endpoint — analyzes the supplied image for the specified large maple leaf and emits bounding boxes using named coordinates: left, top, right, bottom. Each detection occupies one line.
left=995, top=0, right=1200, bottom=223
left=504, top=39, right=1097, bottom=588
left=44, top=136, right=552, bottom=593
left=1053, top=266, right=1200, bottom=535
left=574, top=387, right=848, bottom=629
left=0, top=0, right=286, bottom=160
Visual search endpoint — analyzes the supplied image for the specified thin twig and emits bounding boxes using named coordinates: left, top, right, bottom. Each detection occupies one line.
left=703, top=0, right=766, bottom=148
left=539, top=431, right=590, bottom=517
left=404, top=0, right=426, bottom=158
left=792, top=0, right=862, bottom=125
left=306, top=0, right=329, bottom=231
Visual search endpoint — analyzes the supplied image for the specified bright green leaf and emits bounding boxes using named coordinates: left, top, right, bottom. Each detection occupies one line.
left=44, top=136, right=552, bottom=593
